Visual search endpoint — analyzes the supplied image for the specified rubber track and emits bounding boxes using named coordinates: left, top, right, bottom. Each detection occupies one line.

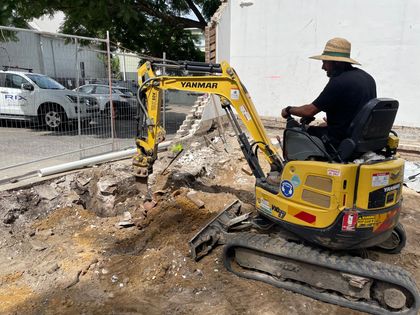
left=223, top=233, right=420, bottom=315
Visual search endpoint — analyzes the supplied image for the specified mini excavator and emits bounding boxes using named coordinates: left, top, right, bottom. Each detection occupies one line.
left=132, top=60, right=420, bottom=315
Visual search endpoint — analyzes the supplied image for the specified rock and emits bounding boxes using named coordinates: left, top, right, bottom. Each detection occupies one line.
left=133, top=215, right=147, bottom=228
left=171, top=190, right=183, bottom=197
left=36, top=229, right=54, bottom=237
left=218, top=158, right=230, bottom=165
left=152, top=190, right=167, bottom=199
left=170, top=172, right=196, bottom=186
left=116, top=221, right=134, bottom=228
left=117, top=211, right=135, bottom=228
left=190, top=142, right=202, bottom=149
left=47, top=262, right=60, bottom=274
left=241, top=165, right=253, bottom=176
left=76, top=175, right=92, bottom=187
left=111, top=275, right=119, bottom=283
left=64, top=270, right=82, bottom=289
left=29, top=240, right=48, bottom=251
left=143, top=200, right=157, bottom=211
left=122, top=211, right=132, bottom=221
left=97, top=177, right=119, bottom=195
left=63, top=191, right=81, bottom=207
left=34, top=185, right=58, bottom=201
left=3, top=212, right=17, bottom=224
left=193, top=269, right=203, bottom=277
left=186, top=191, right=205, bottom=208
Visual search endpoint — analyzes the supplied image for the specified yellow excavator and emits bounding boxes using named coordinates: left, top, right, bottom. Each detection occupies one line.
left=132, top=60, right=420, bottom=315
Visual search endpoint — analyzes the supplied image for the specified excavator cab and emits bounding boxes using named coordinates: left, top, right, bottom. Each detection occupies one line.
left=283, top=98, right=399, bottom=162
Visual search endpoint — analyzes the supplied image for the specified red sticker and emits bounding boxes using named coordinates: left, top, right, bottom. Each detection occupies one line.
left=342, top=211, right=358, bottom=231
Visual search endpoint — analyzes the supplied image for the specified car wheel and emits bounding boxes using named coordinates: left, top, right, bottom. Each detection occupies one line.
left=105, top=102, right=119, bottom=120
left=40, top=104, right=67, bottom=130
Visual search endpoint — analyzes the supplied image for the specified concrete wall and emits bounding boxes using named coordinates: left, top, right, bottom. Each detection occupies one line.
left=215, top=0, right=420, bottom=127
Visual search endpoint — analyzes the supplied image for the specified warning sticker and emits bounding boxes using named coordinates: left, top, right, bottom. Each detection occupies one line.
left=372, top=172, right=389, bottom=187
left=240, top=105, right=252, bottom=121
left=342, top=211, right=358, bottom=231
left=357, top=215, right=377, bottom=228
left=258, top=198, right=271, bottom=215
left=231, top=88, right=240, bottom=100
left=327, top=169, right=341, bottom=177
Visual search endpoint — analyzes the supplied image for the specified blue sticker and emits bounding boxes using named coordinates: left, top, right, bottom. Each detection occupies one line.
left=291, top=175, right=301, bottom=188
left=281, top=180, right=294, bottom=198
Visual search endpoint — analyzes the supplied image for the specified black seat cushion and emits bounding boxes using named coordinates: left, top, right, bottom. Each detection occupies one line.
left=338, top=98, right=398, bottom=161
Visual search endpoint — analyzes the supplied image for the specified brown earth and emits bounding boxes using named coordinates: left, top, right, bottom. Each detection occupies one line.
left=0, top=132, right=419, bottom=315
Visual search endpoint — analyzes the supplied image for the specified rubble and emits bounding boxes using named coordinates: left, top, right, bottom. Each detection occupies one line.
left=0, top=127, right=419, bottom=315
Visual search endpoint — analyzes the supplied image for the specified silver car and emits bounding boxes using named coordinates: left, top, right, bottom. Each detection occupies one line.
left=75, top=84, right=137, bottom=119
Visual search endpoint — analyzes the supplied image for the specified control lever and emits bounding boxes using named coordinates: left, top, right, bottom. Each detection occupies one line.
left=300, top=116, right=315, bottom=125
left=286, top=115, right=300, bottom=128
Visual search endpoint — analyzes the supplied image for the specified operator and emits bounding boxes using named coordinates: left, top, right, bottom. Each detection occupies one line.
left=281, top=37, right=377, bottom=148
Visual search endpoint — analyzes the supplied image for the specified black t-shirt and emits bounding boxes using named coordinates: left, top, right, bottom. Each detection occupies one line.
left=312, top=67, right=376, bottom=145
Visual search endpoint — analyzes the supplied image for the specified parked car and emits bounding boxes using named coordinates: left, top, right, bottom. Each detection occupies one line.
left=113, top=86, right=138, bottom=108
left=75, top=84, right=137, bottom=119
left=0, top=69, right=99, bottom=130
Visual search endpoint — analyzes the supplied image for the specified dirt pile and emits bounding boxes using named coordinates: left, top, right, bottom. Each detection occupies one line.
left=0, top=132, right=420, bottom=315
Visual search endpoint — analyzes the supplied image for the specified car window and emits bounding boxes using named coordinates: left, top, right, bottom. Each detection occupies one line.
left=0, top=73, right=6, bottom=87
left=79, top=86, right=94, bottom=94
left=112, top=88, right=123, bottom=94
left=26, top=74, right=65, bottom=90
left=4, top=74, right=29, bottom=89
left=116, top=88, right=134, bottom=96
left=95, top=86, right=109, bottom=94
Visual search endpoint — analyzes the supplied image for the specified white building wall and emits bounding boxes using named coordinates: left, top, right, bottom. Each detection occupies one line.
left=216, top=3, right=231, bottom=63
left=216, top=0, right=420, bottom=127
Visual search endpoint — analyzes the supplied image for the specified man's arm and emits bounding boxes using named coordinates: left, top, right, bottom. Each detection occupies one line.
left=281, top=103, right=320, bottom=118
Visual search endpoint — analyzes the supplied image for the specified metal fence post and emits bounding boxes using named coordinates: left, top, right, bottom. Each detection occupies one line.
left=75, top=37, right=83, bottom=158
left=122, top=49, right=127, bottom=81
left=106, top=31, right=115, bottom=151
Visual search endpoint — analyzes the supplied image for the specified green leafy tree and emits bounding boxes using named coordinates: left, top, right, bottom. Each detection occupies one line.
left=0, top=0, right=220, bottom=61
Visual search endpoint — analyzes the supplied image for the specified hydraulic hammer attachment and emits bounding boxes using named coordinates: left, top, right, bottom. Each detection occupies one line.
left=189, top=200, right=251, bottom=261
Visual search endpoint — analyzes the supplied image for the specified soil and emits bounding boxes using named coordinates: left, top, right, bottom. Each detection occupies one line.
left=1, top=131, right=420, bottom=315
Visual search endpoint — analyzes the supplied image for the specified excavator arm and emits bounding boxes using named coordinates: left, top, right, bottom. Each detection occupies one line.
left=133, top=60, right=283, bottom=179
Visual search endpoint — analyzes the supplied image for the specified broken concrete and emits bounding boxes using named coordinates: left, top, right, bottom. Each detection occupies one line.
left=0, top=125, right=420, bottom=315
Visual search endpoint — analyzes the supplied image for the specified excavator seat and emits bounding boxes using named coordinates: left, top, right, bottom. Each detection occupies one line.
left=283, top=98, right=399, bottom=162
left=336, top=98, right=399, bottom=161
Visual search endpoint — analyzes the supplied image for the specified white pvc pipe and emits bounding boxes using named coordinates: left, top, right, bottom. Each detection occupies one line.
left=38, top=141, right=171, bottom=177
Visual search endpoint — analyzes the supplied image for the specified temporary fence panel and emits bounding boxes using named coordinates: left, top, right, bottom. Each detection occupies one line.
left=0, top=26, right=124, bottom=182
left=0, top=26, right=195, bottom=184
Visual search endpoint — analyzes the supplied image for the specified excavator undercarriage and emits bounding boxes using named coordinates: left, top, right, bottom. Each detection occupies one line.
left=189, top=200, right=420, bottom=315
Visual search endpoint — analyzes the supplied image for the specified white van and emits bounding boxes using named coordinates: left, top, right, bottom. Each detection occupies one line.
left=0, top=69, right=100, bottom=130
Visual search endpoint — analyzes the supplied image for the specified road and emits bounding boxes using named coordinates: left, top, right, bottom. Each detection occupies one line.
left=0, top=104, right=190, bottom=183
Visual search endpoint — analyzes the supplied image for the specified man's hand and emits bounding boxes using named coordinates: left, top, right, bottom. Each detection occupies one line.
left=281, top=103, right=320, bottom=119
left=281, top=106, right=291, bottom=118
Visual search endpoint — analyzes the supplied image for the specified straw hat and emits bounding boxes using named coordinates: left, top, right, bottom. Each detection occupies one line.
left=309, top=37, right=360, bottom=65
